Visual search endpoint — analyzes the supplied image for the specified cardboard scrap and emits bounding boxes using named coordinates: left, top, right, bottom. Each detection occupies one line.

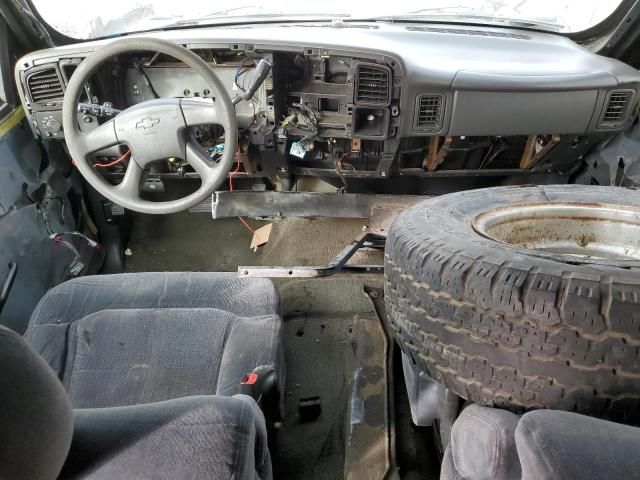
left=250, top=223, right=272, bottom=252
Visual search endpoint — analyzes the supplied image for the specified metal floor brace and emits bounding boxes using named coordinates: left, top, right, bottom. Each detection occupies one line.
left=238, top=232, right=386, bottom=278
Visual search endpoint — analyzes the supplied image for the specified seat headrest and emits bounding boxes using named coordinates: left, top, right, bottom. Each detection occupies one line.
left=449, top=404, right=522, bottom=480
left=0, top=325, right=72, bottom=480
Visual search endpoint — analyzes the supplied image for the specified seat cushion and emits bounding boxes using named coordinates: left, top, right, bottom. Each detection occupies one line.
left=516, top=409, right=640, bottom=480
left=61, top=395, right=271, bottom=480
left=24, top=273, right=284, bottom=409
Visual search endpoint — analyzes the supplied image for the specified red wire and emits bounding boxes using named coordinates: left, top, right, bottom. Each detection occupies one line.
left=53, top=237, right=77, bottom=254
left=238, top=216, right=256, bottom=234
left=229, top=146, right=255, bottom=235
left=228, top=147, right=242, bottom=192
left=93, top=150, right=131, bottom=168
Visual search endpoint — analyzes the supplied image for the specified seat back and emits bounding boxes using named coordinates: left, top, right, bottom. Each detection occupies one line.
left=442, top=404, right=640, bottom=480
left=0, top=326, right=72, bottom=480
left=441, top=404, right=521, bottom=480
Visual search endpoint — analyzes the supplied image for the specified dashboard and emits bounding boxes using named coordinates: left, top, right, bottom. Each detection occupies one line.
left=13, top=22, right=640, bottom=186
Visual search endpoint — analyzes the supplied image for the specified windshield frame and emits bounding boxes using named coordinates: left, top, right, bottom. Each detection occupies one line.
left=22, top=0, right=638, bottom=46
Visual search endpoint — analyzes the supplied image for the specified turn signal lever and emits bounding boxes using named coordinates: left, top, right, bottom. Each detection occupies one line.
left=232, top=58, right=272, bottom=106
left=78, top=102, right=122, bottom=118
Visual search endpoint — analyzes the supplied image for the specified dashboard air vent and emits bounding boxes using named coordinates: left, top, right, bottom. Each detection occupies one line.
left=415, top=94, right=444, bottom=132
left=407, top=26, right=531, bottom=40
left=599, top=90, right=634, bottom=127
left=355, top=64, right=390, bottom=106
left=26, top=67, right=64, bottom=104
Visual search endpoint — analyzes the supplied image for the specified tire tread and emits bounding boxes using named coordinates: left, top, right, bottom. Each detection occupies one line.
left=385, top=201, right=640, bottom=424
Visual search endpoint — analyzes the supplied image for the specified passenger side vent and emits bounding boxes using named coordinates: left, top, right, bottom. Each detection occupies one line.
left=599, top=90, right=635, bottom=127
left=26, top=66, right=64, bottom=105
left=414, top=94, right=444, bottom=133
left=407, top=26, right=531, bottom=40
left=355, top=64, right=391, bottom=106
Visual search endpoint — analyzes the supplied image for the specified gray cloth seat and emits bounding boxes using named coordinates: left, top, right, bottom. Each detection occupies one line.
left=62, top=395, right=272, bottom=479
left=0, top=272, right=284, bottom=480
left=25, top=272, right=285, bottom=408
left=0, top=325, right=73, bottom=480
left=0, top=325, right=272, bottom=480
left=441, top=404, right=640, bottom=480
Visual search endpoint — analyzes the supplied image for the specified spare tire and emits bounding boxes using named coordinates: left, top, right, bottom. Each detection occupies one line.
left=385, top=185, right=640, bottom=424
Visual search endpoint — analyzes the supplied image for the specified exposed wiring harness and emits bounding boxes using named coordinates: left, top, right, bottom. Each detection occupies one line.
left=72, top=148, right=131, bottom=170
left=93, top=149, right=131, bottom=168
left=39, top=196, right=101, bottom=276
left=51, top=236, right=82, bottom=275
left=48, top=229, right=101, bottom=276
left=49, top=232, right=100, bottom=249
left=49, top=230, right=101, bottom=276
left=281, top=103, right=319, bottom=153
left=335, top=153, right=356, bottom=192
left=228, top=146, right=257, bottom=235
left=282, top=103, right=319, bottom=142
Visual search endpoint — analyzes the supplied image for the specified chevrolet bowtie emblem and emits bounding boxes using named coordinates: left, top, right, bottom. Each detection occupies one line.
left=135, top=116, right=160, bottom=129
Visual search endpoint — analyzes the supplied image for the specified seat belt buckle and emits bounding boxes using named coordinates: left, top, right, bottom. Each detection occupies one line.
left=241, top=372, right=259, bottom=385
left=240, top=365, right=276, bottom=401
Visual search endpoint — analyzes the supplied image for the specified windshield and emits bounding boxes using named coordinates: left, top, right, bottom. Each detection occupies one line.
left=31, top=0, right=623, bottom=39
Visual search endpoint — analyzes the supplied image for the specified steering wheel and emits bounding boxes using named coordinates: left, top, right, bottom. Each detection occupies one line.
left=62, top=37, right=238, bottom=214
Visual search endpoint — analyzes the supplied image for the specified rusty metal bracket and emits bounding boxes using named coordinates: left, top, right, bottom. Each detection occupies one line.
left=519, top=135, right=538, bottom=169
left=520, top=134, right=561, bottom=169
left=238, top=232, right=385, bottom=278
left=423, top=135, right=453, bottom=172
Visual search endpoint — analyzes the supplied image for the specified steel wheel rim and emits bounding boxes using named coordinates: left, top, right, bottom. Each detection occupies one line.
left=473, top=202, right=640, bottom=260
